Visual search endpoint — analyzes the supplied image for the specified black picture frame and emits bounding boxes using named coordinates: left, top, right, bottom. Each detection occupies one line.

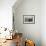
left=23, top=15, right=35, bottom=24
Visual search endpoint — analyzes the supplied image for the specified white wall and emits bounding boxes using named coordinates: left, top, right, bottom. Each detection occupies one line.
left=13, top=0, right=46, bottom=46
left=0, top=0, right=16, bottom=29
left=41, top=0, right=46, bottom=46
left=13, top=0, right=41, bottom=46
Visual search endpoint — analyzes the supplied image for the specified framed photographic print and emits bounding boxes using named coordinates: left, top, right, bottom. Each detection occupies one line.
left=23, top=15, right=35, bottom=24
